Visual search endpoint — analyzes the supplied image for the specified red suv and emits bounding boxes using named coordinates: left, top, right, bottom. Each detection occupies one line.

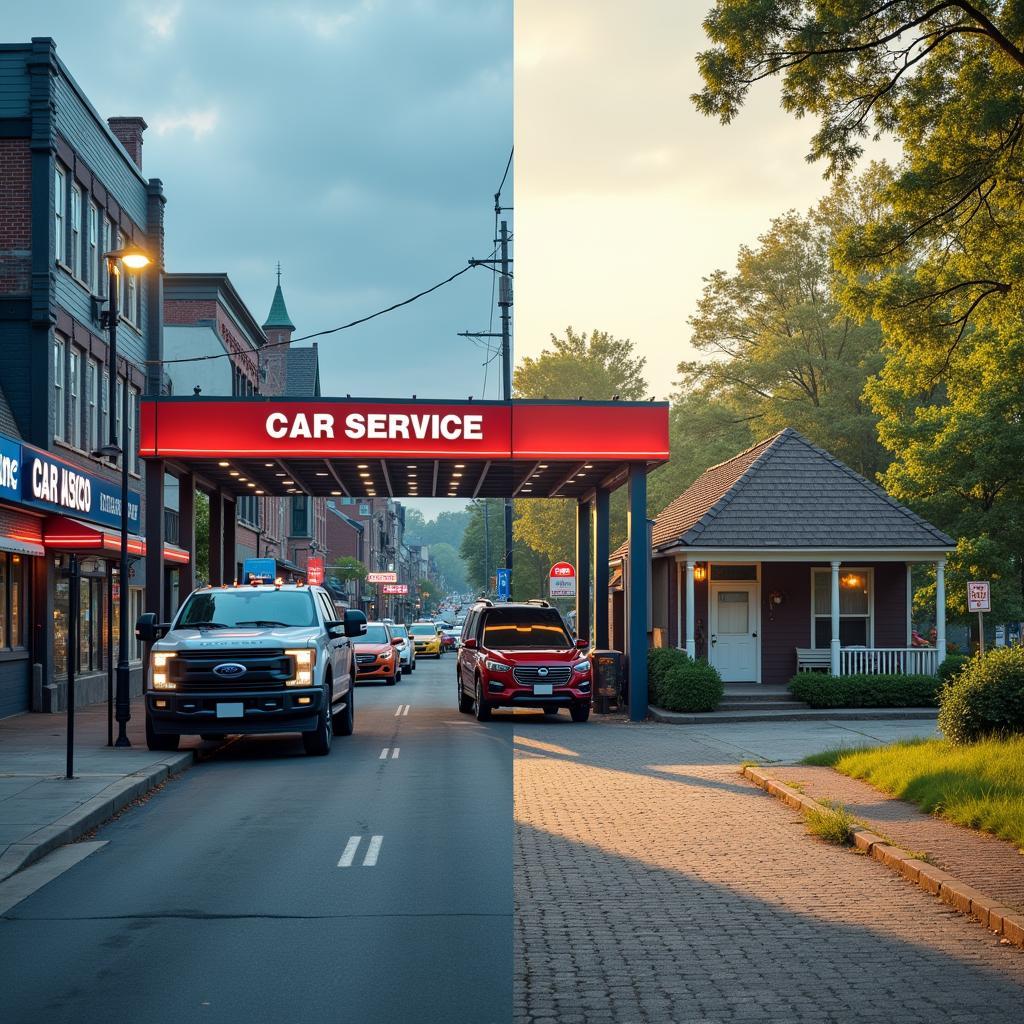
left=456, top=600, right=592, bottom=722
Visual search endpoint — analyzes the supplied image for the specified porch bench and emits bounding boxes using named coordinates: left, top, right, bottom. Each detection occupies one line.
left=795, top=648, right=831, bottom=673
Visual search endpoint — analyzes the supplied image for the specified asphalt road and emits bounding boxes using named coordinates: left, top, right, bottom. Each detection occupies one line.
left=0, top=652, right=513, bottom=1024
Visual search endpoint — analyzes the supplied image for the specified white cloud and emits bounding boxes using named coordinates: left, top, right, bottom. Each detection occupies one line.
left=151, top=107, right=219, bottom=140
left=142, top=1, right=183, bottom=38
left=291, top=0, right=378, bottom=39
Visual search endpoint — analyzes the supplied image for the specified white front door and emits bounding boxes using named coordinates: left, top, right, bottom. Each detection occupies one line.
left=709, top=583, right=759, bottom=682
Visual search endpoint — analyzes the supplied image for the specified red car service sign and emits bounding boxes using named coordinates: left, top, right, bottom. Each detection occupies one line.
left=367, top=571, right=398, bottom=584
left=382, top=583, right=409, bottom=595
left=549, top=561, right=576, bottom=598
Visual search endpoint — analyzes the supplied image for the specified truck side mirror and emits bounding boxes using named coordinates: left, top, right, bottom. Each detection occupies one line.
left=343, top=609, right=367, bottom=638
left=135, top=612, right=168, bottom=643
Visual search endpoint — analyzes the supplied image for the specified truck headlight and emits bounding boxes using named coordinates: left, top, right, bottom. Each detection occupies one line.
left=573, top=660, right=591, bottom=674
left=285, top=648, right=316, bottom=686
left=151, top=651, right=176, bottom=690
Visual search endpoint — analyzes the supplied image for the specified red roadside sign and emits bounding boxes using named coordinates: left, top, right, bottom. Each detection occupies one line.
left=307, top=557, right=324, bottom=586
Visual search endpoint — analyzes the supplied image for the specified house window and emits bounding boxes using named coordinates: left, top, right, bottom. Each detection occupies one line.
left=128, top=386, right=139, bottom=473
left=812, top=568, right=872, bottom=648
left=68, top=348, right=81, bottom=448
left=100, top=219, right=113, bottom=298
left=126, top=269, right=138, bottom=325
left=54, top=166, right=66, bottom=264
left=0, top=553, right=26, bottom=650
left=102, top=369, right=110, bottom=449
left=115, top=377, right=124, bottom=465
left=86, top=202, right=99, bottom=291
left=86, top=358, right=100, bottom=451
left=291, top=496, right=309, bottom=537
left=70, top=184, right=83, bottom=279
left=53, top=337, right=66, bottom=441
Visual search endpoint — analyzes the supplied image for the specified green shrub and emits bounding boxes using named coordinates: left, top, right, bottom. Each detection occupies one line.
left=938, top=646, right=1024, bottom=744
left=804, top=801, right=858, bottom=845
left=788, top=673, right=941, bottom=709
left=937, top=654, right=969, bottom=684
left=647, top=647, right=686, bottom=704
left=655, top=657, right=724, bottom=712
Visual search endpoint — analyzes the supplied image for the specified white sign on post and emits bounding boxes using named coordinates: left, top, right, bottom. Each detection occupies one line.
left=549, top=561, right=576, bottom=598
left=967, top=581, right=991, bottom=612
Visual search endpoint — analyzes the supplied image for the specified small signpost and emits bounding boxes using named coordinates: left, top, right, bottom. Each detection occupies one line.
left=967, top=580, right=991, bottom=655
left=367, top=571, right=398, bottom=584
left=549, top=561, right=576, bottom=599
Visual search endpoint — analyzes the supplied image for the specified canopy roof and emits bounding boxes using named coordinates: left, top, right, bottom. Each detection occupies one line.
left=140, top=397, right=670, bottom=500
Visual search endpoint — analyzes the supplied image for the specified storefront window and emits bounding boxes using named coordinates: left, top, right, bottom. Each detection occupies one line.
left=53, top=562, right=108, bottom=677
left=54, top=572, right=69, bottom=675
left=0, top=553, right=26, bottom=651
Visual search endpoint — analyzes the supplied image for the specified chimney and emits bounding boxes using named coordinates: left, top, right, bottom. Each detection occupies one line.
left=107, top=116, right=147, bottom=169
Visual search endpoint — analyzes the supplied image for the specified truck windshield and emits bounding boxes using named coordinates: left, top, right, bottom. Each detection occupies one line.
left=482, top=611, right=572, bottom=649
left=177, top=590, right=317, bottom=628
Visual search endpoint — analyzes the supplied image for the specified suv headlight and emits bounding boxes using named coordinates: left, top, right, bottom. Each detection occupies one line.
left=285, top=648, right=317, bottom=686
left=485, top=659, right=510, bottom=673
left=573, top=660, right=591, bottom=674
left=151, top=651, right=176, bottom=690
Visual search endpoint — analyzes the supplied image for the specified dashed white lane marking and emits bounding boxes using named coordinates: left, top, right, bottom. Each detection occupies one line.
left=0, top=841, right=107, bottom=915
left=380, top=747, right=400, bottom=759
left=363, top=835, right=384, bottom=866
left=402, top=704, right=410, bottom=716
left=379, top=748, right=389, bottom=759
left=395, top=704, right=411, bottom=716
left=337, top=835, right=384, bottom=867
left=391, top=747, right=400, bottom=759
left=337, top=836, right=362, bottom=867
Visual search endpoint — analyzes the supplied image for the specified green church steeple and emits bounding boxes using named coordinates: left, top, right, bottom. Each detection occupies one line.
left=262, top=263, right=295, bottom=331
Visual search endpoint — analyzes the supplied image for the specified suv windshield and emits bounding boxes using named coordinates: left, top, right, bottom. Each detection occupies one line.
left=410, top=623, right=437, bottom=636
left=482, top=609, right=572, bottom=649
left=177, top=590, right=317, bottom=629
left=391, top=625, right=409, bottom=639
left=356, top=624, right=391, bottom=645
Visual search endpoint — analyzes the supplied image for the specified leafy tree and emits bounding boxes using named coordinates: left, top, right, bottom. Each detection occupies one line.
left=404, top=507, right=470, bottom=549
left=194, top=491, right=209, bottom=584
left=330, top=556, right=367, bottom=583
left=514, top=327, right=648, bottom=401
left=418, top=578, right=437, bottom=606
left=683, top=184, right=887, bottom=478
left=428, top=542, right=468, bottom=594
left=460, top=499, right=505, bottom=593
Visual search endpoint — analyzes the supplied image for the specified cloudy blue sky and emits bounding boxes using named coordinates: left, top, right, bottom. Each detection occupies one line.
left=12, top=0, right=511, bottom=412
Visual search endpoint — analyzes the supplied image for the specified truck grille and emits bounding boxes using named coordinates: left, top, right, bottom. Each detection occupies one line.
left=512, top=665, right=573, bottom=686
left=169, top=649, right=293, bottom=691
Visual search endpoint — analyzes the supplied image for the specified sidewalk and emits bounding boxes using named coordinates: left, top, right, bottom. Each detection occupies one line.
left=0, top=697, right=202, bottom=883
left=770, top=763, right=1024, bottom=914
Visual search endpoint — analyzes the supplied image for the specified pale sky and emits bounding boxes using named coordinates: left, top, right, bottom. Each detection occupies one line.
left=515, top=0, right=840, bottom=399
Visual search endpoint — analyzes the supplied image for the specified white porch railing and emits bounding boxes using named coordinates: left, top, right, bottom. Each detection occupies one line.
left=839, top=647, right=940, bottom=676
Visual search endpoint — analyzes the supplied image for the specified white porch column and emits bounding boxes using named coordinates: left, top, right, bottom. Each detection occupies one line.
left=906, top=563, right=913, bottom=647
left=685, top=560, right=696, bottom=659
left=936, top=559, right=946, bottom=661
left=675, top=561, right=683, bottom=650
left=830, top=560, right=841, bottom=675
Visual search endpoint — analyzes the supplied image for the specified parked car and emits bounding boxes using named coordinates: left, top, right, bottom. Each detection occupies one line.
left=456, top=599, right=592, bottom=722
left=391, top=623, right=416, bottom=673
left=136, top=583, right=367, bottom=756
left=410, top=621, right=443, bottom=658
left=353, top=621, right=404, bottom=685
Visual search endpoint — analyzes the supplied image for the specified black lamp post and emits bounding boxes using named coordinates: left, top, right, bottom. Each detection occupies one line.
left=96, top=245, right=150, bottom=748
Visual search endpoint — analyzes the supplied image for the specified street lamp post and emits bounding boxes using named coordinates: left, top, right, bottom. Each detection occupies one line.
left=97, top=246, right=150, bottom=748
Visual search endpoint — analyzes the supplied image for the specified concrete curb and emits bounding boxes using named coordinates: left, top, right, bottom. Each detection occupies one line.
left=650, top=706, right=939, bottom=724
left=742, top=765, right=1024, bottom=950
left=0, top=749, right=195, bottom=885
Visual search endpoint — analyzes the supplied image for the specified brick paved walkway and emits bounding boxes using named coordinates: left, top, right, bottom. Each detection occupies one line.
left=513, top=718, right=1024, bottom=1024
left=772, top=764, right=1024, bottom=915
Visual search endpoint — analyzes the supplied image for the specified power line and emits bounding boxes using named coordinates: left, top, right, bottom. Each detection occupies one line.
left=496, top=146, right=513, bottom=203
left=147, top=262, right=478, bottom=367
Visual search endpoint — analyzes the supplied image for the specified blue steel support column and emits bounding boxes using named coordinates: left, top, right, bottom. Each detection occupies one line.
left=592, top=487, right=610, bottom=649
left=575, top=499, right=591, bottom=642
left=627, top=465, right=648, bottom=721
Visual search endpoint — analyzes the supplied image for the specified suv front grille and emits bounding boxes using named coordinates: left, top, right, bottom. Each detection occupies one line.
left=169, top=649, right=293, bottom=691
left=513, top=665, right=573, bottom=686
left=355, top=653, right=377, bottom=665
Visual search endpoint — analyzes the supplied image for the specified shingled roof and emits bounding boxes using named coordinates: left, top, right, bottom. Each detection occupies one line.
left=284, top=345, right=321, bottom=397
left=613, top=428, right=953, bottom=560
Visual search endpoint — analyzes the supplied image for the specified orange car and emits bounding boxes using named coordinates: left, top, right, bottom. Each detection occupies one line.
left=353, top=621, right=403, bottom=685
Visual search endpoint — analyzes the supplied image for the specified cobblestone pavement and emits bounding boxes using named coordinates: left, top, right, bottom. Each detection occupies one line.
left=513, top=717, right=1024, bottom=1024
left=772, top=764, right=1024, bottom=914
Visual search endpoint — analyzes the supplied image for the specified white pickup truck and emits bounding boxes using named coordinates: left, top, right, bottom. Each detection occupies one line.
left=135, top=583, right=367, bottom=756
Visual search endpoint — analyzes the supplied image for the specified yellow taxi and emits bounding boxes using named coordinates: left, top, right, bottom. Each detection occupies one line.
left=410, top=621, right=443, bottom=658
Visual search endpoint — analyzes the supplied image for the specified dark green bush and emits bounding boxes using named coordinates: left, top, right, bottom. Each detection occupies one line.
left=938, top=646, right=1024, bottom=744
left=788, top=673, right=941, bottom=709
left=655, top=657, right=724, bottom=713
left=647, top=646, right=688, bottom=704
left=937, top=654, right=969, bottom=684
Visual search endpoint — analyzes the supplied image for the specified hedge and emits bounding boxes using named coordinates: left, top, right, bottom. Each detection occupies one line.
left=788, top=673, right=942, bottom=709
left=938, top=646, right=1024, bottom=744
left=647, top=647, right=724, bottom=712
left=937, top=654, right=969, bottom=684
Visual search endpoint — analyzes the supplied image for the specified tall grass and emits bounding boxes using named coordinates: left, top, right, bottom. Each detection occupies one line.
left=807, top=736, right=1024, bottom=850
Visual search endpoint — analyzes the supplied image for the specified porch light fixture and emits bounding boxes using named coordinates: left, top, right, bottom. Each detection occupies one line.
left=841, top=573, right=864, bottom=590
left=693, top=564, right=707, bottom=582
